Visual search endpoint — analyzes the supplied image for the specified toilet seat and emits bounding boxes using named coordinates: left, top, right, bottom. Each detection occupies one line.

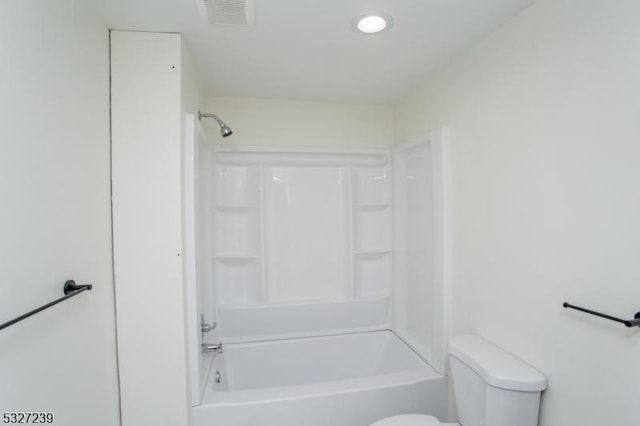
left=371, top=415, right=440, bottom=426
left=371, top=414, right=460, bottom=426
left=370, top=414, right=460, bottom=426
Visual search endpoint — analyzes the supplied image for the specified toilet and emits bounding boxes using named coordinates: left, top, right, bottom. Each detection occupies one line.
left=371, top=335, right=547, bottom=426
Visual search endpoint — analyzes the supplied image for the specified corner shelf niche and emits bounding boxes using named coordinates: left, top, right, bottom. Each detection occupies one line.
left=213, top=163, right=263, bottom=306
left=351, top=166, right=392, bottom=298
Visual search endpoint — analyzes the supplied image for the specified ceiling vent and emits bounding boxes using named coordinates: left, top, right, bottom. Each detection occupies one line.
left=196, top=0, right=255, bottom=26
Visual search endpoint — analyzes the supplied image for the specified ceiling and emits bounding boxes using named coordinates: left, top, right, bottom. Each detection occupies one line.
left=88, top=0, right=536, bottom=104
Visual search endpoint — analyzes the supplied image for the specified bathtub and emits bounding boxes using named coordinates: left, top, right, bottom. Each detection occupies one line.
left=192, top=330, right=448, bottom=426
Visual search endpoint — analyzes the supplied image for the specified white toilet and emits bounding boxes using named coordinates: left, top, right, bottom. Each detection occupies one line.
left=371, top=335, right=547, bottom=426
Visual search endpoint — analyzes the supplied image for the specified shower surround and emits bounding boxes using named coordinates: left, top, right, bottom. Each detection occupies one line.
left=183, top=116, right=450, bottom=424
left=213, top=148, right=393, bottom=341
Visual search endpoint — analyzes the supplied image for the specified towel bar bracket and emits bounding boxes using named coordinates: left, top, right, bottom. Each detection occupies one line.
left=63, top=279, right=92, bottom=295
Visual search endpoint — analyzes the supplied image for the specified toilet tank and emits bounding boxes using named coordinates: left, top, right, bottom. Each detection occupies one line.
left=448, top=336, right=546, bottom=426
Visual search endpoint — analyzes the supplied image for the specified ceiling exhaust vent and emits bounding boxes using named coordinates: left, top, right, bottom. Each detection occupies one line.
left=196, top=0, right=255, bottom=26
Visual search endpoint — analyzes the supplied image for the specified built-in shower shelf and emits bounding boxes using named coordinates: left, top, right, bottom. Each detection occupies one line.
left=354, top=249, right=391, bottom=257
left=218, top=296, right=390, bottom=342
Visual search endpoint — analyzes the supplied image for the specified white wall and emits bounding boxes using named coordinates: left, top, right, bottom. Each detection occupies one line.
left=111, top=31, right=195, bottom=426
left=205, top=97, right=393, bottom=148
left=182, top=43, right=207, bottom=134
left=393, top=0, right=640, bottom=425
left=0, top=1, right=120, bottom=425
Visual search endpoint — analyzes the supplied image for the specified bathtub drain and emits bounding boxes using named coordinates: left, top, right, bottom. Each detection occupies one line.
left=215, top=370, right=221, bottom=384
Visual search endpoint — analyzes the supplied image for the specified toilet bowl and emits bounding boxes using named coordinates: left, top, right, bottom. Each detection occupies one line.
left=370, top=414, right=458, bottom=426
left=370, top=335, right=546, bottom=426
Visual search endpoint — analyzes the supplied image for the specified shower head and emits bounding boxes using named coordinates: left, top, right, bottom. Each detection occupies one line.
left=220, top=124, right=233, bottom=138
left=198, top=111, right=233, bottom=138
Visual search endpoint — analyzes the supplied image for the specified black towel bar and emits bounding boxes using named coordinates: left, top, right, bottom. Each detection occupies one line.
left=0, top=280, right=92, bottom=331
left=563, top=302, right=640, bottom=328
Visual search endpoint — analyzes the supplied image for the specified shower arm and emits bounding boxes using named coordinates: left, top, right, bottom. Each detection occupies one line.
left=198, top=111, right=224, bottom=127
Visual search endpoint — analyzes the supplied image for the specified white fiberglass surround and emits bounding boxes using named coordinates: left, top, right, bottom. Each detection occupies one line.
left=193, top=331, right=448, bottom=426
left=212, top=148, right=394, bottom=342
left=393, top=131, right=451, bottom=374
left=183, top=126, right=451, bottom=408
left=184, top=114, right=217, bottom=405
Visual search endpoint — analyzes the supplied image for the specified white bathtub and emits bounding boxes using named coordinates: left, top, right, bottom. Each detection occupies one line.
left=192, top=330, right=448, bottom=426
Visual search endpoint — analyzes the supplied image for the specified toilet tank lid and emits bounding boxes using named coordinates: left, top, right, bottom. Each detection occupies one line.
left=448, top=335, right=547, bottom=392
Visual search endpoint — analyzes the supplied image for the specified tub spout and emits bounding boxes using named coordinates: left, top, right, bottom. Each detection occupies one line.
left=202, top=342, right=223, bottom=354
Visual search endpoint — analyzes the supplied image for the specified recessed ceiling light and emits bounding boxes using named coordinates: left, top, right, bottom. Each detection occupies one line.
left=353, top=13, right=393, bottom=34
